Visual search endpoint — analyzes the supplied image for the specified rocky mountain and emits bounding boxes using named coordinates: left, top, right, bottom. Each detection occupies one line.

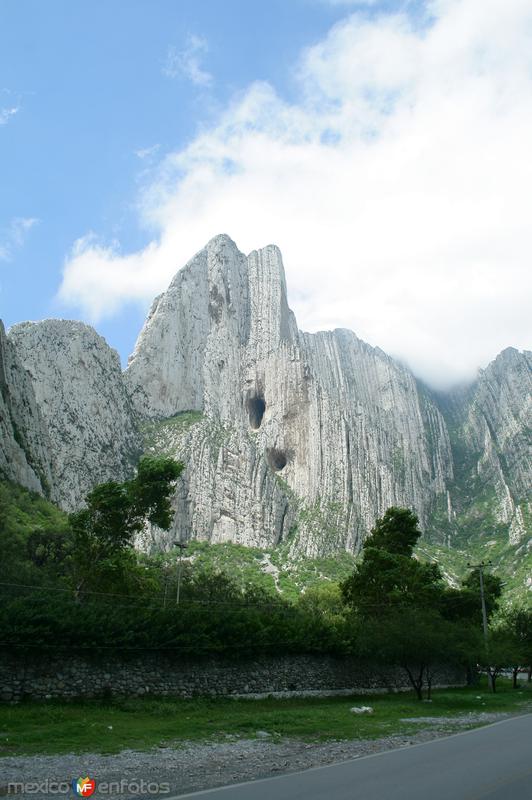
left=0, top=320, right=53, bottom=497
left=126, top=235, right=453, bottom=555
left=1, top=234, right=530, bottom=572
left=5, top=320, right=141, bottom=509
left=434, top=347, right=531, bottom=546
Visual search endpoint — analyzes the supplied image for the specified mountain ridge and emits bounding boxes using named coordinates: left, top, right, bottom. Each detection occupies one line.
left=0, top=235, right=529, bottom=587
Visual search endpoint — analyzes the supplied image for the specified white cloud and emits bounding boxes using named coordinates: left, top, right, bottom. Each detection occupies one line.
left=0, top=217, right=39, bottom=262
left=163, top=34, right=212, bottom=86
left=59, top=0, right=532, bottom=388
left=0, top=106, right=19, bottom=126
left=135, top=144, right=160, bottom=160
left=315, top=0, right=380, bottom=6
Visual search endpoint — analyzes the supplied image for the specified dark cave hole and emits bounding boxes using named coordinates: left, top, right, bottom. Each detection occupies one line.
left=247, top=393, right=266, bottom=429
left=267, top=448, right=288, bottom=472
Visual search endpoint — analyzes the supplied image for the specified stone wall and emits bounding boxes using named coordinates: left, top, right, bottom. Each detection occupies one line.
left=0, top=652, right=465, bottom=702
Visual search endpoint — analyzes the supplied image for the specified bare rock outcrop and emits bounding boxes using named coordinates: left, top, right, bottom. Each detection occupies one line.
left=2, top=235, right=529, bottom=558
left=128, top=235, right=453, bottom=554
left=437, top=347, right=532, bottom=545
left=8, top=320, right=141, bottom=510
left=0, top=320, right=54, bottom=496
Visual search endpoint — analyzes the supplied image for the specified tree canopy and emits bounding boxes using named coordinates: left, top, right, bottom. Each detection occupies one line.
left=341, top=507, right=481, bottom=699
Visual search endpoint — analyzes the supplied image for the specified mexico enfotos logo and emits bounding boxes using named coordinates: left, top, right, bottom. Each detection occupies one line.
left=6, top=777, right=170, bottom=795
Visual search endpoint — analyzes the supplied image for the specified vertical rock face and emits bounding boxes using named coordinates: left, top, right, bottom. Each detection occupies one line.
left=0, top=320, right=54, bottom=496
left=128, top=235, right=453, bottom=555
left=2, top=235, right=529, bottom=559
left=437, top=347, right=532, bottom=545
left=8, top=320, right=141, bottom=510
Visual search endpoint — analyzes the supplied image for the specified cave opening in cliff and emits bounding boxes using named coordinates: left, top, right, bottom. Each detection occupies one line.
left=247, top=393, right=266, bottom=429
left=267, top=448, right=287, bottom=471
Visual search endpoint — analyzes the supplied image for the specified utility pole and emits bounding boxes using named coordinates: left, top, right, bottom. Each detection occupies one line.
left=163, top=561, right=169, bottom=610
left=468, top=560, right=493, bottom=688
left=174, top=540, right=188, bottom=605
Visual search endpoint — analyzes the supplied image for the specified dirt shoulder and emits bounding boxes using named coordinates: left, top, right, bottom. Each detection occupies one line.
left=1, top=710, right=529, bottom=799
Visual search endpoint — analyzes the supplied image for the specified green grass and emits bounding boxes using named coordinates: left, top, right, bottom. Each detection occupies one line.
left=1, top=679, right=530, bottom=758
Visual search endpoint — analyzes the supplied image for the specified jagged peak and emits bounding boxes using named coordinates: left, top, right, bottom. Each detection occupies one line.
left=8, top=318, right=103, bottom=339
left=492, top=346, right=531, bottom=364
left=478, top=346, right=531, bottom=382
left=166, top=233, right=243, bottom=290
left=8, top=318, right=122, bottom=373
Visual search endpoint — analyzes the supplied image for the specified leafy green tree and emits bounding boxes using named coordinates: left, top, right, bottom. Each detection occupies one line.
left=354, top=606, right=478, bottom=699
left=499, top=608, right=532, bottom=687
left=297, top=583, right=351, bottom=655
left=69, top=456, right=183, bottom=597
left=0, top=480, right=69, bottom=583
left=479, top=625, right=523, bottom=693
left=342, top=507, right=443, bottom=615
left=462, top=569, right=503, bottom=627
left=341, top=507, right=479, bottom=699
left=364, top=507, right=422, bottom=556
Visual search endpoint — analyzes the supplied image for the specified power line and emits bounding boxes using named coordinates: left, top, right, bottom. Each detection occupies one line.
left=0, top=638, right=325, bottom=653
left=0, top=581, right=295, bottom=610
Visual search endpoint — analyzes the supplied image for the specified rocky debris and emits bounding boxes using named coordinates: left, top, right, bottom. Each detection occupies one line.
left=399, top=712, right=504, bottom=725
left=350, top=706, right=374, bottom=714
left=0, top=710, right=526, bottom=800
left=7, top=320, right=141, bottom=510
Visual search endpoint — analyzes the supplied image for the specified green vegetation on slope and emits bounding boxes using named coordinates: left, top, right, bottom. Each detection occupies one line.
left=145, top=540, right=357, bottom=600
left=418, top=536, right=531, bottom=608
left=0, top=480, right=68, bottom=536
left=141, top=411, right=204, bottom=452
left=0, top=480, right=69, bottom=583
left=1, top=476, right=529, bottom=693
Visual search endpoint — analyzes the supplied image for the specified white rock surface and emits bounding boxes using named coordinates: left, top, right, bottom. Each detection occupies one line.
left=2, top=235, right=529, bottom=558
left=128, top=235, right=454, bottom=554
left=8, top=320, right=141, bottom=509
left=439, top=346, right=532, bottom=543
left=0, top=320, right=54, bottom=495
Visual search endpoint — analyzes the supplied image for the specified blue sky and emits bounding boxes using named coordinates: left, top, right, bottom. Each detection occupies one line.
left=1, top=0, right=531, bottom=387
left=1, top=0, right=353, bottom=356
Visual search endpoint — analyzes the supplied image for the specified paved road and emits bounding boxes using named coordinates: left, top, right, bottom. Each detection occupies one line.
left=174, top=714, right=532, bottom=800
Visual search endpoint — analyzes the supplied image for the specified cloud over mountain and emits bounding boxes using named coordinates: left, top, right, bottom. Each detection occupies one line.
left=59, top=0, right=532, bottom=388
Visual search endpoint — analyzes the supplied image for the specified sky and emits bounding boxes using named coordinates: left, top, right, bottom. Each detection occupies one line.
left=1, top=0, right=531, bottom=389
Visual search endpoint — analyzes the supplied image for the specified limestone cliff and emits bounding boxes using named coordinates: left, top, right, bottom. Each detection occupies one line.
left=435, top=347, right=532, bottom=546
left=8, top=320, right=141, bottom=510
left=0, top=320, right=54, bottom=495
left=128, top=235, right=454, bottom=555
left=2, top=235, right=529, bottom=563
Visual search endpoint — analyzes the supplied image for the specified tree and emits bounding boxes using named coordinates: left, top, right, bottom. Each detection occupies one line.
left=69, top=456, right=183, bottom=597
left=354, top=606, right=476, bottom=700
left=462, top=568, right=503, bottom=627
left=479, top=626, right=523, bottom=693
left=341, top=507, right=478, bottom=699
left=499, top=608, right=532, bottom=687
left=364, top=507, right=422, bottom=556
left=342, top=507, right=443, bottom=615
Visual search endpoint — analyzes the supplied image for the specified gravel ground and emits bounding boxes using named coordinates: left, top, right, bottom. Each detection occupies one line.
left=0, top=711, right=526, bottom=799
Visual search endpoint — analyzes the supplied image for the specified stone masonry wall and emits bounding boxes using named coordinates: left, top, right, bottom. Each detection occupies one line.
left=0, top=652, right=465, bottom=702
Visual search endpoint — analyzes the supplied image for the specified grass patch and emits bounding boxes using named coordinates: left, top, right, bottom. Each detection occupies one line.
left=1, top=678, right=530, bottom=757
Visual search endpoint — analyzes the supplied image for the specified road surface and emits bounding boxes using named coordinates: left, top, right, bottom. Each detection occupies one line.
left=174, top=714, right=532, bottom=800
